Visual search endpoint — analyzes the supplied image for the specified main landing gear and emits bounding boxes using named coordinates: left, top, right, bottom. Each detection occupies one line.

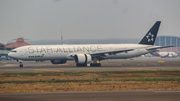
left=90, top=61, right=101, bottom=67
left=90, top=63, right=101, bottom=67
left=76, top=62, right=101, bottom=67
left=90, top=57, right=102, bottom=67
left=76, top=61, right=101, bottom=67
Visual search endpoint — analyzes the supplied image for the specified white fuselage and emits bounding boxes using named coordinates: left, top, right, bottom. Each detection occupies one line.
left=8, top=44, right=156, bottom=61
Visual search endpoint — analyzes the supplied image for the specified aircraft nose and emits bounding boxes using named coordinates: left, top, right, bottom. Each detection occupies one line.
left=8, top=52, right=14, bottom=58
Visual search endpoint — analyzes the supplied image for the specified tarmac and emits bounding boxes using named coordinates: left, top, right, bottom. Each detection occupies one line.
left=1, top=90, right=180, bottom=101
left=0, top=65, right=180, bottom=73
left=0, top=57, right=180, bottom=72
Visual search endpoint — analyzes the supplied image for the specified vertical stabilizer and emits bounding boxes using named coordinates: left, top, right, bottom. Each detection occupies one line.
left=139, top=21, right=161, bottom=45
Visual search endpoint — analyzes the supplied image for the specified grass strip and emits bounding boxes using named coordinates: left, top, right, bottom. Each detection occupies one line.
left=120, top=78, right=180, bottom=81
left=1, top=70, right=180, bottom=77
left=0, top=78, right=100, bottom=84
left=1, top=78, right=180, bottom=84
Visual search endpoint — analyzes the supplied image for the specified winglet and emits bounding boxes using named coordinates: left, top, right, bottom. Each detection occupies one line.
left=139, top=21, right=161, bottom=45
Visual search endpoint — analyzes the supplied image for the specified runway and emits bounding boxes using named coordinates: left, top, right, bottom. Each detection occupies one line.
left=0, top=57, right=180, bottom=72
left=0, top=65, right=180, bottom=73
left=1, top=90, right=180, bottom=101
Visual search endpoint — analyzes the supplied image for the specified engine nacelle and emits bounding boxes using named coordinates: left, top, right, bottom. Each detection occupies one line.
left=74, top=54, right=92, bottom=64
left=50, top=60, right=67, bottom=64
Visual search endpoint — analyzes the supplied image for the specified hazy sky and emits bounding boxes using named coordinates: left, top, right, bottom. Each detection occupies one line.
left=0, top=0, right=180, bottom=44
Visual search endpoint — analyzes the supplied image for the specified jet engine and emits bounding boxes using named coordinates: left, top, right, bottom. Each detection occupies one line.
left=50, top=60, right=67, bottom=64
left=74, top=54, right=92, bottom=65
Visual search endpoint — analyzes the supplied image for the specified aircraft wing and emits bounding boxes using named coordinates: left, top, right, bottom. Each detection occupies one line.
left=68, top=48, right=134, bottom=57
left=90, top=48, right=134, bottom=56
left=146, top=45, right=175, bottom=50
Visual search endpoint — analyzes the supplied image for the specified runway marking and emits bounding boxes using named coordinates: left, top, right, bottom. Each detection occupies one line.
left=128, top=68, right=155, bottom=70
left=1, top=62, right=7, bottom=63
left=158, top=61, right=165, bottom=63
left=33, top=69, right=63, bottom=72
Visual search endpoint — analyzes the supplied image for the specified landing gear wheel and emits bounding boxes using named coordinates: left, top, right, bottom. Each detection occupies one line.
left=18, top=60, right=24, bottom=68
left=90, top=63, right=101, bottom=67
left=19, top=64, right=23, bottom=68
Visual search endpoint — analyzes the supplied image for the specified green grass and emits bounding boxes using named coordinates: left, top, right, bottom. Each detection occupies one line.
left=0, top=78, right=180, bottom=84
left=0, top=71, right=84, bottom=77
left=1, top=70, right=180, bottom=77
left=0, top=79, right=101, bottom=84
left=1, top=70, right=180, bottom=84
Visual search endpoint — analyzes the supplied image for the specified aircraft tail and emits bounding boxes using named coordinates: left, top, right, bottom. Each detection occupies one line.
left=139, top=21, right=161, bottom=45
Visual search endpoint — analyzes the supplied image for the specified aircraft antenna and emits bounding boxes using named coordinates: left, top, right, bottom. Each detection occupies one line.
left=61, top=26, right=63, bottom=44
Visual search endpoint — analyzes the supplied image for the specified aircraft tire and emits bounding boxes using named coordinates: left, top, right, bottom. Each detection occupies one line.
left=19, top=64, right=23, bottom=68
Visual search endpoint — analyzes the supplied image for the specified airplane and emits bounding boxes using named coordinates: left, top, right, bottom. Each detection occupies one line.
left=150, top=51, right=178, bottom=58
left=8, top=21, right=174, bottom=67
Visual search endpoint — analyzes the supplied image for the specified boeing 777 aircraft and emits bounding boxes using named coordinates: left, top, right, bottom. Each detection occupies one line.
left=8, top=21, right=174, bottom=67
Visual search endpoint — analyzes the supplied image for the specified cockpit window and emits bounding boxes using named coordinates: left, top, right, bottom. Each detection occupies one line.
left=11, top=50, right=17, bottom=53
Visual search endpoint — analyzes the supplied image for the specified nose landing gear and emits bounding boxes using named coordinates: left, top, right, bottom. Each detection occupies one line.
left=19, top=63, right=23, bottom=67
left=18, top=60, right=23, bottom=68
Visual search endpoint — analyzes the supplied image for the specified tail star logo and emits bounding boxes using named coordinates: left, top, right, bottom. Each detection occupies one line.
left=146, top=32, right=154, bottom=42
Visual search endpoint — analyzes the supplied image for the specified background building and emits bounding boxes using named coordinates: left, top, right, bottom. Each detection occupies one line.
left=5, top=38, right=31, bottom=50
left=0, top=38, right=31, bottom=59
left=155, top=36, right=180, bottom=54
